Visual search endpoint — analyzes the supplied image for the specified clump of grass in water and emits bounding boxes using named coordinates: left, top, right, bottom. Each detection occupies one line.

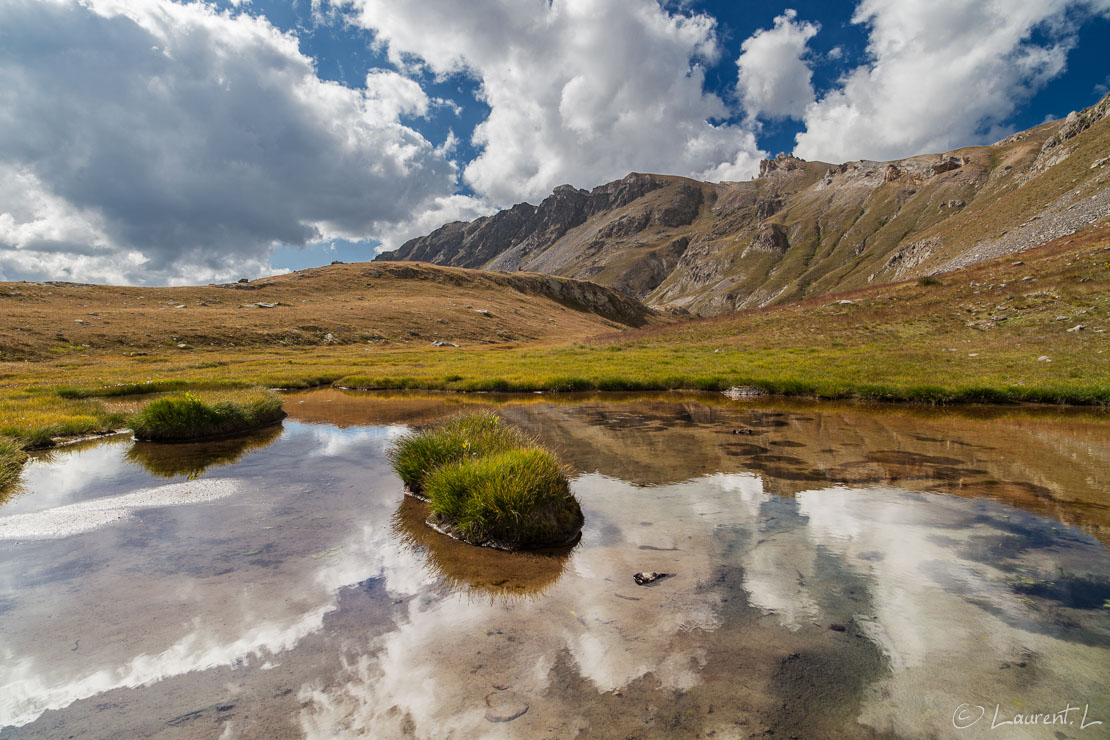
left=129, top=389, right=285, bottom=442
left=424, top=448, right=583, bottom=550
left=387, top=412, right=531, bottom=495
left=387, top=412, right=583, bottom=550
left=0, top=436, right=28, bottom=491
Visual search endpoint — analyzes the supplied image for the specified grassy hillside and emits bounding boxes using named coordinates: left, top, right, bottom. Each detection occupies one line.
left=649, top=107, right=1110, bottom=313
left=341, top=228, right=1110, bottom=402
left=0, top=225, right=1105, bottom=457
left=0, top=261, right=656, bottom=362
left=383, top=94, right=1110, bottom=317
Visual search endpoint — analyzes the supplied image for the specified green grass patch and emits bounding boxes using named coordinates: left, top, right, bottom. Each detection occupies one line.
left=424, top=448, right=583, bottom=550
left=57, top=380, right=192, bottom=399
left=386, top=411, right=532, bottom=494
left=129, top=389, right=285, bottom=442
left=388, top=412, right=584, bottom=550
left=0, top=392, right=126, bottom=448
left=0, top=436, right=28, bottom=491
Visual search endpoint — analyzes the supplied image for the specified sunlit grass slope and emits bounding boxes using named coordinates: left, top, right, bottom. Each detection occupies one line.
left=0, top=227, right=1106, bottom=459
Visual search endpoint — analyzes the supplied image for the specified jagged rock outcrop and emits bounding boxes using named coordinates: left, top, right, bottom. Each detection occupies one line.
left=1040, top=94, right=1110, bottom=153
left=651, top=183, right=703, bottom=227
left=379, top=93, right=1110, bottom=316
left=378, top=173, right=669, bottom=271
left=930, top=156, right=964, bottom=175
left=881, top=237, right=939, bottom=280
left=759, top=153, right=805, bottom=176
left=744, top=224, right=789, bottom=255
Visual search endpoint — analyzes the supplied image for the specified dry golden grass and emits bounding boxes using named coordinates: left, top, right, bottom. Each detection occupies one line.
left=0, top=261, right=657, bottom=361
left=0, top=228, right=1106, bottom=456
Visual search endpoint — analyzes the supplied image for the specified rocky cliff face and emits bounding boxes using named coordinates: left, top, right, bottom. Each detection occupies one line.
left=378, top=93, right=1110, bottom=316
left=378, top=174, right=668, bottom=270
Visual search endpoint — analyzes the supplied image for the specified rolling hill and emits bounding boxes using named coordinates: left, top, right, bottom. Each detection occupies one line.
left=0, top=261, right=656, bottom=361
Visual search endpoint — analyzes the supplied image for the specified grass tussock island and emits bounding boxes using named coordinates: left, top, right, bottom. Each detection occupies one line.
left=387, top=412, right=533, bottom=495
left=388, top=413, right=584, bottom=550
left=128, top=389, right=286, bottom=442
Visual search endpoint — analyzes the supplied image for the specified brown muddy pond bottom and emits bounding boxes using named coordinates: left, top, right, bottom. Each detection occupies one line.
left=1, top=391, right=1109, bottom=738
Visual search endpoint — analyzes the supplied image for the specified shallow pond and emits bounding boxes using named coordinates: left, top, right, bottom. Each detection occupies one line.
left=1, top=390, right=1108, bottom=738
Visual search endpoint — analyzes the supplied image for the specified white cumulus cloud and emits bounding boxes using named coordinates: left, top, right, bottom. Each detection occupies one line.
left=342, top=0, right=765, bottom=205
left=0, top=0, right=462, bottom=284
left=9, top=0, right=1105, bottom=284
left=735, top=9, right=819, bottom=121
left=794, top=0, right=1110, bottom=163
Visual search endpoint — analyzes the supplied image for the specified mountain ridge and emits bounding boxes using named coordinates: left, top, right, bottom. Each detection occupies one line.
left=378, top=93, right=1110, bottom=315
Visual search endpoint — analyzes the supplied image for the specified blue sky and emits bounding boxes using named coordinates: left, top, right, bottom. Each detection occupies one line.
left=1, top=0, right=1108, bottom=284
left=242, top=0, right=1110, bottom=164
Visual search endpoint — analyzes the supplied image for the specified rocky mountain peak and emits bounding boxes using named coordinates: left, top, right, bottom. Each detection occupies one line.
left=379, top=92, right=1110, bottom=317
left=758, top=153, right=807, bottom=177
left=1041, top=91, right=1110, bottom=153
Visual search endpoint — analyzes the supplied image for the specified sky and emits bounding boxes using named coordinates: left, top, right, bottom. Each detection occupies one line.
left=1, top=0, right=1108, bottom=285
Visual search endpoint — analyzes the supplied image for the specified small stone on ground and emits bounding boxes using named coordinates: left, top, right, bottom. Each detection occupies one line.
left=485, top=691, right=528, bottom=723
left=633, top=571, right=670, bottom=585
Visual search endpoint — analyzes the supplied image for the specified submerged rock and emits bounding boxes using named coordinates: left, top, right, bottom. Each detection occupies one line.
left=633, top=571, right=670, bottom=585
left=485, top=691, right=529, bottom=723
left=723, top=386, right=766, bottom=400
left=426, top=511, right=582, bottom=552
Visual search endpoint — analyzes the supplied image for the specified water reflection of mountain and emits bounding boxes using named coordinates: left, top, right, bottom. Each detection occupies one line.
left=125, top=424, right=283, bottom=478
left=285, top=390, right=1110, bottom=544
left=504, top=402, right=1110, bottom=545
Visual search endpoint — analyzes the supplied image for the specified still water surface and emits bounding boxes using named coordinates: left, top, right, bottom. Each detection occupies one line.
left=1, top=391, right=1108, bottom=738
